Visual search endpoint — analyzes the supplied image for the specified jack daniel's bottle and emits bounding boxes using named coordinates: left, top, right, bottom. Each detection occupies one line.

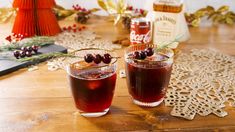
left=147, top=0, right=190, bottom=46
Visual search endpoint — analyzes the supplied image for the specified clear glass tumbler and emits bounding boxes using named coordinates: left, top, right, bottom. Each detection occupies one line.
left=67, top=49, right=117, bottom=117
left=125, top=44, right=174, bottom=107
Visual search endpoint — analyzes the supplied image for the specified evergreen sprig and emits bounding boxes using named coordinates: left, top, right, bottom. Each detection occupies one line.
left=17, top=52, right=76, bottom=62
left=0, top=36, right=54, bottom=52
left=155, top=35, right=182, bottom=52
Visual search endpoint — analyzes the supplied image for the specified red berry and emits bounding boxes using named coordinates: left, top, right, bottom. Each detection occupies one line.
left=26, top=46, right=33, bottom=52
left=84, top=54, right=94, bottom=63
left=140, top=51, right=147, bottom=60
left=102, top=53, right=112, bottom=64
left=77, top=7, right=81, bottom=10
left=78, top=28, right=82, bottom=31
left=145, top=48, right=154, bottom=56
left=94, top=54, right=103, bottom=64
left=13, top=50, right=20, bottom=59
left=63, top=27, right=67, bottom=31
left=81, top=8, right=87, bottom=12
left=67, top=26, right=72, bottom=31
left=140, top=9, right=145, bottom=14
left=5, top=35, right=12, bottom=42
left=26, top=51, right=32, bottom=57
left=128, top=6, right=133, bottom=10
left=32, top=45, right=39, bottom=53
left=20, top=51, right=26, bottom=58
left=82, top=26, right=86, bottom=29
left=133, top=51, right=140, bottom=59
left=73, top=29, right=77, bottom=33
left=21, top=47, right=27, bottom=52
left=73, top=24, right=77, bottom=27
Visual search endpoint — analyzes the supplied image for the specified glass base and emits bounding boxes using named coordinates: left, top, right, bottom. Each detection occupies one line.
left=75, top=108, right=109, bottom=117
left=133, top=98, right=164, bottom=107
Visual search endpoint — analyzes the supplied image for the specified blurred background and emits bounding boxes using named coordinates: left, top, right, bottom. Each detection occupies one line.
left=0, top=0, right=235, bottom=14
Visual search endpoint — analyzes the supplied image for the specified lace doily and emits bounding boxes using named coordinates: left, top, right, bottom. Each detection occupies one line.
left=55, top=30, right=121, bottom=51
left=165, top=49, right=235, bottom=120
left=47, top=30, right=121, bottom=71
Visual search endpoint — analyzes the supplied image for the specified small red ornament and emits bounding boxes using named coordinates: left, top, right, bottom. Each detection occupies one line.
left=62, top=24, right=86, bottom=33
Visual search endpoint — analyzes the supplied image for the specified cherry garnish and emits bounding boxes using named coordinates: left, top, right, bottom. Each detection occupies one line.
left=94, top=54, right=103, bottom=64
left=13, top=50, right=20, bottom=59
left=21, top=47, right=27, bottom=52
left=26, top=51, right=32, bottom=57
left=83, top=53, right=116, bottom=64
left=102, top=53, right=112, bottom=64
left=140, top=51, right=147, bottom=60
left=32, top=45, right=39, bottom=53
left=145, top=48, right=154, bottom=56
left=19, top=51, right=26, bottom=58
left=133, top=51, right=141, bottom=60
left=132, top=48, right=154, bottom=60
left=84, top=54, right=94, bottom=63
left=26, top=46, right=33, bottom=52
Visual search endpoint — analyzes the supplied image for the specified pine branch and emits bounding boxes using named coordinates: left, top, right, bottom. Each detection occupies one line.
left=0, top=36, right=54, bottom=52
left=155, top=35, right=183, bottom=52
left=17, top=52, right=76, bottom=62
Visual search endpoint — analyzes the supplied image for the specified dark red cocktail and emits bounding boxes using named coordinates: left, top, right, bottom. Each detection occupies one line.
left=125, top=44, right=173, bottom=107
left=67, top=50, right=117, bottom=117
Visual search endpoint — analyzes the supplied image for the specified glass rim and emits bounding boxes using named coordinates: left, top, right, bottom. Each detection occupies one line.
left=125, top=44, right=174, bottom=63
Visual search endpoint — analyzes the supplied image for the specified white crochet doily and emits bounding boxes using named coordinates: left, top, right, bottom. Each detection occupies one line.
left=55, top=30, right=121, bottom=51
left=165, top=49, right=235, bottom=120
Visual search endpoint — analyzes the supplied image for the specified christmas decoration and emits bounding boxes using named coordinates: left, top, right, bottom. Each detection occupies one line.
left=97, top=0, right=147, bottom=30
left=5, top=33, right=26, bottom=42
left=53, top=4, right=99, bottom=23
left=185, top=6, right=235, bottom=27
left=12, top=0, right=61, bottom=37
left=62, top=24, right=86, bottom=33
left=75, top=12, right=90, bottom=24
left=0, top=36, right=53, bottom=52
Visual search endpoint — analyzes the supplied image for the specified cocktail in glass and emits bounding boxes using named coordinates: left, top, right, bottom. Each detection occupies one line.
left=125, top=44, right=174, bottom=107
left=67, top=49, right=117, bottom=117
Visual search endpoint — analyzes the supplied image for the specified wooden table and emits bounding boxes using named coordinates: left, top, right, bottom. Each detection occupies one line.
left=1, top=16, right=235, bottom=131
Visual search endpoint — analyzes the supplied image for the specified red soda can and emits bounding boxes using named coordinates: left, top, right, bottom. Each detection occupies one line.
left=130, top=18, right=152, bottom=44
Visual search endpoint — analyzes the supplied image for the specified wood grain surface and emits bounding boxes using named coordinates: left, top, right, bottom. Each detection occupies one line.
left=0, top=15, right=235, bottom=132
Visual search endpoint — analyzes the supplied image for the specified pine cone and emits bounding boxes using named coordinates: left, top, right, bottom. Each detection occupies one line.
left=122, top=17, right=131, bottom=31
left=75, top=12, right=89, bottom=24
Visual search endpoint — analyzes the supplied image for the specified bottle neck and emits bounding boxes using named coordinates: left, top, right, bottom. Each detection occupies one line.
left=153, top=0, right=183, bottom=13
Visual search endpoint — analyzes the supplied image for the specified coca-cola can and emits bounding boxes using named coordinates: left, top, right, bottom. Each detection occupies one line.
left=130, top=18, right=152, bottom=45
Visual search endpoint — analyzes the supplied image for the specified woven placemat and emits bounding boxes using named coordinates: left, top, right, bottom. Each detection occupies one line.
left=165, top=49, right=235, bottom=120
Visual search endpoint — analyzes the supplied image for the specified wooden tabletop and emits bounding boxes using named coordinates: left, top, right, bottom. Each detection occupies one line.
left=1, top=16, right=235, bottom=132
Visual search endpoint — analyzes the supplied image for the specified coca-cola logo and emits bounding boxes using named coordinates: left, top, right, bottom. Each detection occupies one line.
left=130, top=31, right=151, bottom=44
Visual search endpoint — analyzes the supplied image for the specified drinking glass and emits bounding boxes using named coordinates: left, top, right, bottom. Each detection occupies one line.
left=125, top=44, right=174, bottom=107
left=67, top=49, right=117, bottom=117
